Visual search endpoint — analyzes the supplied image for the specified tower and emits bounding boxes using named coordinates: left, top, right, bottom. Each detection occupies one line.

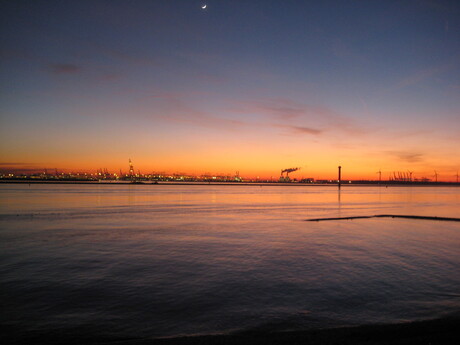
left=338, top=166, right=342, bottom=188
left=129, top=159, right=135, bottom=177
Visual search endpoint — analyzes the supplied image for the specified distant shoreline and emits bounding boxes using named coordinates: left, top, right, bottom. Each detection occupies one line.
left=0, top=180, right=459, bottom=187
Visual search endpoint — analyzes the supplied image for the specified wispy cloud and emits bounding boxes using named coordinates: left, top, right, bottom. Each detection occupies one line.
left=275, top=125, right=323, bottom=135
left=0, top=167, right=42, bottom=173
left=0, top=162, right=34, bottom=166
left=0, top=162, right=41, bottom=174
left=233, top=98, right=365, bottom=135
left=148, top=96, right=246, bottom=131
left=393, top=57, right=459, bottom=90
left=386, top=150, right=425, bottom=163
left=242, top=98, right=309, bottom=120
left=49, top=63, right=81, bottom=74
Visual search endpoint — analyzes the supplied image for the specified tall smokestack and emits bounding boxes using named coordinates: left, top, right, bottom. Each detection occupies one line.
left=338, top=166, right=342, bottom=188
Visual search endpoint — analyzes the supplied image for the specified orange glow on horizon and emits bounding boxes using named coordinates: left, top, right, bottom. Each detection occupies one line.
left=2, top=157, right=458, bottom=182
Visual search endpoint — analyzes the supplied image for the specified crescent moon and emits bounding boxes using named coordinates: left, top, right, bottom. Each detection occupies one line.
left=202, top=4, right=207, bottom=9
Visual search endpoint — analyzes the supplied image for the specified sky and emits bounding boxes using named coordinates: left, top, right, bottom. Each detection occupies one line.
left=0, top=0, right=459, bottom=180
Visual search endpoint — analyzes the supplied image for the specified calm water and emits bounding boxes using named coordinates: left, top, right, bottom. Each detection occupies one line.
left=1, top=184, right=460, bottom=339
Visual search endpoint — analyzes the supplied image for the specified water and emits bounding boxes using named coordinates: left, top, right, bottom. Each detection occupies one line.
left=1, top=184, right=459, bottom=340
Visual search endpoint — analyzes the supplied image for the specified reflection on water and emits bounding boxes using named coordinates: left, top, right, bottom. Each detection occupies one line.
left=1, top=184, right=459, bottom=338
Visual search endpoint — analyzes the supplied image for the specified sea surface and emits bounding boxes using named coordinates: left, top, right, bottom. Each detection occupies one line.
left=1, top=184, right=460, bottom=340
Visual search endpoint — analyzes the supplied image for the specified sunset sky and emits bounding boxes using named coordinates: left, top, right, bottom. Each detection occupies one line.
left=1, top=0, right=459, bottom=180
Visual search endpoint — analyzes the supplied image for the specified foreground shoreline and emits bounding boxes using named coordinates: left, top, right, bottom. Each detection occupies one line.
left=3, top=316, right=460, bottom=345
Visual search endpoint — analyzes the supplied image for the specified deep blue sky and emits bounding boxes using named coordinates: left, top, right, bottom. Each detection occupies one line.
left=1, top=0, right=459, bottom=179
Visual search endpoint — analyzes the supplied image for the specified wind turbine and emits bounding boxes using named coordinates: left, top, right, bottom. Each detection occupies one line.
left=433, top=170, right=438, bottom=183
left=376, top=169, right=382, bottom=182
left=407, top=170, right=413, bottom=182
left=455, top=171, right=459, bottom=183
